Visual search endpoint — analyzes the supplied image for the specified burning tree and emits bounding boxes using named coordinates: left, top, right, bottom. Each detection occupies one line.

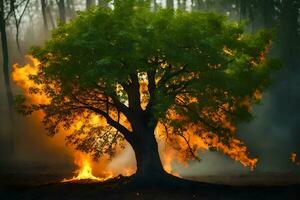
left=14, top=1, right=279, bottom=184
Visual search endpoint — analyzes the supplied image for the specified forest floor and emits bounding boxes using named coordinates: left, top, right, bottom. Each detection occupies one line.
left=0, top=162, right=300, bottom=200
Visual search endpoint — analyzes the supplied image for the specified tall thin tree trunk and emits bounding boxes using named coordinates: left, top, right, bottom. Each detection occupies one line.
left=41, top=0, right=49, bottom=32
left=66, top=0, right=76, bottom=19
left=182, top=0, right=186, bottom=10
left=192, top=0, right=201, bottom=10
left=152, top=0, right=157, bottom=11
left=249, top=3, right=254, bottom=33
left=166, top=0, right=174, bottom=9
left=239, top=0, right=247, bottom=21
left=98, top=0, right=108, bottom=7
left=280, top=0, right=299, bottom=69
left=262, top=0, right=275, bottom=28
left=177, top=0, right=181, bottom=9
left=177, top=0, right=187, bottom=10
left=13, top=0, right=30, bottom=53
left=57, top=0, right=66, bottom=23
left=86, top=0, right=96, bottom=9
left=277, top=0, right=300, bottom=120
left=0, top=2, right=14, bottom=155
left=46, top=2, right=56, bottom=28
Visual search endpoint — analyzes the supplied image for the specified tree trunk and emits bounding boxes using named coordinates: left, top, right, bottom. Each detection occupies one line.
left=98, top=0, right=108, bottom=7
left=166, top=0, right=174, bottom=9
left=0, top=2, right=14, bottom=155
left=239, top=0, right=247, bottom=21
left=152, top=0, right=157, bottom=11
left=192, top=0, right=201, bottom=10
left=279, top=0, right=299, bottom=69
left=57, top=0, right=66, bottom=23
left=46, top=1, right=56, bottom=28
left=262, top=0, right=275, bottom=28
left=41, top=0, right=49, bottom=32
left=128, top=118, right=168, bottom=184
left=177, top=0, right=186, bottom=10
left=66, top=0, right=76, bottom=19
left=86, top=0, right=95, bottom=9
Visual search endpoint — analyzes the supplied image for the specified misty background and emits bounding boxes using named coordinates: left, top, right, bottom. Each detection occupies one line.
left=0, top=0, right=299, bottom=179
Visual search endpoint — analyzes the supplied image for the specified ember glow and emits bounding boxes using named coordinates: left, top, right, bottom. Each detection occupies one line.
left=12, top=56, right=258, bottom=181
left=290, top=153, right=300, bottom=166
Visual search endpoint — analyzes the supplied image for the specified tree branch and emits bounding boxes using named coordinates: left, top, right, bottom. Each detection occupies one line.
left=178, top=133, right=201, bottom=162
left=162, top=121, right=201, bottom=162
left=94, top=82, right=131, bottom=119
left=70, top=93, right=133, bottom=138
left=175, top=97, right=228, bottom=135
left=13, top=0, right=30, bottom=52
left=157, top=64, right=187, bottom=88
left=4, top=0, right=27, bottom=21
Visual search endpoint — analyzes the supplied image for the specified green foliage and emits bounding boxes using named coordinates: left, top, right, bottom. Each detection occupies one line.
left=22, top=0, right=279, bottom=158
left=14, top=95, right=26, bottom=114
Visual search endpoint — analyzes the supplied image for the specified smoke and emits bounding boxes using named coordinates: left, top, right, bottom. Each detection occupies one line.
left=236, top=65, right=300, bottom=172
left=106, top=144, right=136, bottom=176
left=174, top=50, right=300, bottom=176
left=174, top=151, right=250, bottom=176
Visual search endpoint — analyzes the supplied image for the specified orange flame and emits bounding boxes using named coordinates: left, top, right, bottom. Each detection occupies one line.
left=12, top=56, right=50, bottom=104
left=62, top=152, right=113, bottom=182
left=290, top=153, right=300, bottom=166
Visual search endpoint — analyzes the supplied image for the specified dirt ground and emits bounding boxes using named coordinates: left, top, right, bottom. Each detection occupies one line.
left=0, top=162, right=299, bottom=200
left=1, top=174, right=299, bottom=200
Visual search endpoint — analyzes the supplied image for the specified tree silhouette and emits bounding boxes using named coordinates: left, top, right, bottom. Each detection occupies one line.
left=16, top=0, right=280, bottom=184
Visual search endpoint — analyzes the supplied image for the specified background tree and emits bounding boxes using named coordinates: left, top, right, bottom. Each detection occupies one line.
left=86, top=0, right=96, bottom=9
left=166, top=0, right=173, bottom=9
left=12, top=0, right=30, bottom=52
left=41, top=0, right=49, bottom=32
left=56, top=0, right=66, bottom=23
left=16, top=0, right=280, bottom=183
left=66, top=0, right=76, bottom=19
left=98, top=0, right=109, bottom=8
left=47, top=0, right=56, bottom=29
left=0, top=0, right=30, bottom=155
